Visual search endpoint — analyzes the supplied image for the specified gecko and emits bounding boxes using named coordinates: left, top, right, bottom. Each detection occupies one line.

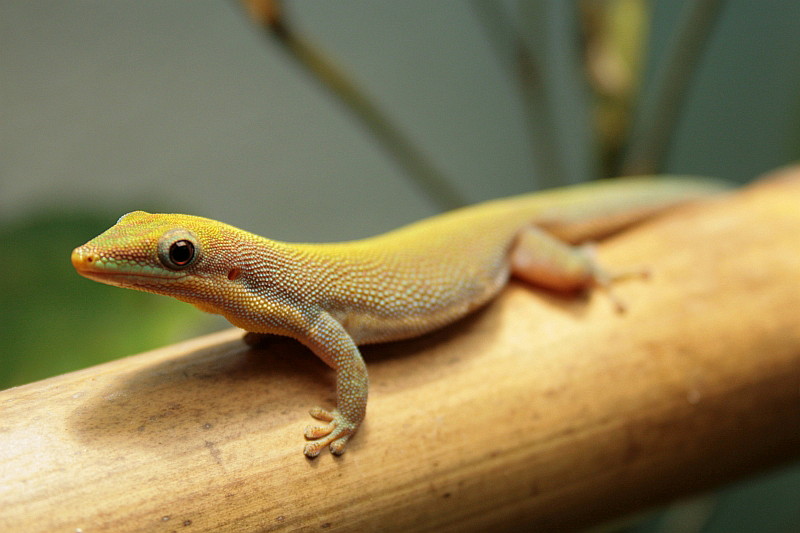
left=71, top=177, right=726, bottom=457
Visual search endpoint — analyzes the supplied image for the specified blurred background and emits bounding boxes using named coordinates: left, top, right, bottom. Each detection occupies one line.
left=2, top=1, right=798, bottom=531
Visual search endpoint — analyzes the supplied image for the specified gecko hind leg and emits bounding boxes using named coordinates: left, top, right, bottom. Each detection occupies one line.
left=510, top=226, right=647, bottom=312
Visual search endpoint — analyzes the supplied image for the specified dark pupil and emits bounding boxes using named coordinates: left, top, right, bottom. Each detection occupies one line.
left=169, top=240, right=194, bottom=266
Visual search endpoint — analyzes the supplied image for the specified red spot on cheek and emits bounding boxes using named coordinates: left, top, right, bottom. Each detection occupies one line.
left=227, top=267, right=242, bottom=281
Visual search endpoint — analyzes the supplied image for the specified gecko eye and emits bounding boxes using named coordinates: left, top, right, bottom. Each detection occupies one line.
left=158, top=229, right=199, bottom=270
left=169, top=240, right=195, bottom=267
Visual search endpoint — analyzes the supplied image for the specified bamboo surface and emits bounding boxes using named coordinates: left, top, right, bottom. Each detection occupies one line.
left=2, top=168, right=800, bottom=532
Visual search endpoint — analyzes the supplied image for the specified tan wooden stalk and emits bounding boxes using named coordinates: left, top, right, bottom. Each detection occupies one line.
left=2, top=168, right=799, bottom=531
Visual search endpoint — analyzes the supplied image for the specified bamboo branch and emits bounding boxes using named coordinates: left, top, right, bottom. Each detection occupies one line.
left=2, top=168, right=800, bottom=531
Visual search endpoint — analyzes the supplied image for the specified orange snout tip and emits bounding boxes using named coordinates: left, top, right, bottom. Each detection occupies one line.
left=71, top=246, right=94, bottom=272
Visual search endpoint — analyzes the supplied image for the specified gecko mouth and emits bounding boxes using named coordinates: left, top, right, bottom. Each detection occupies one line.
left=71, top=248, right=184, bottom=283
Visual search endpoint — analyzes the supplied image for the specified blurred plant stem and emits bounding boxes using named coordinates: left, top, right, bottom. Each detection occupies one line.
left=582, top=0, right=648, bottom=178
left=240, top=0, right=466, bottom=210
left=240, top=0, right=725, bottom=197
left=471, top=0, right=568, bottom=187
left=620, top=0, right=726, bottom=175
left=539, top=1, right=600, bottom=186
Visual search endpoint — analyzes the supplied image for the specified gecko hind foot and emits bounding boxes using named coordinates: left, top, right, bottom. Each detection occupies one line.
left=303, top=407, right=355, bottom=458
left=580, top=243, right=650, bottom=313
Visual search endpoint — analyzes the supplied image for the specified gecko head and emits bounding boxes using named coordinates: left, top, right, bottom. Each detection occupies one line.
left=71, top=211, right=242, bottom=302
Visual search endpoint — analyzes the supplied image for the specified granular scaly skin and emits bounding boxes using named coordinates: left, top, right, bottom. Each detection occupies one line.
left=71, top=177, right=726, bottom=457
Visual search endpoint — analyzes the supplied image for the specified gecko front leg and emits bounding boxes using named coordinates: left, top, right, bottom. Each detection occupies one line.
left=299, top=312, right=368, bottom=458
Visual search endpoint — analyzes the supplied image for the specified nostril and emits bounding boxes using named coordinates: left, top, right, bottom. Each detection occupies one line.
left=71, top=247, right=96, bottom=271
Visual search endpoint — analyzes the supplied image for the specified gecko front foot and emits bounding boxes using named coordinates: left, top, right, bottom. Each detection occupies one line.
left=303, top=407, right=357, bottom=458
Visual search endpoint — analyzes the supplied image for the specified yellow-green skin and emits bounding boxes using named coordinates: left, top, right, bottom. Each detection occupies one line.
left=72, top=177, right=726, bottom=457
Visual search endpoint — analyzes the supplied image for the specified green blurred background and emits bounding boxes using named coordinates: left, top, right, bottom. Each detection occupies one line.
left=2, top=1, right=798, bottom=531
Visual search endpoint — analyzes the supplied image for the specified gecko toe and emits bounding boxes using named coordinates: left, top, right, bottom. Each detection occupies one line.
left=303, top=441, right=325, bottom=458
left=329, top=435, right=351, bottom=455
left=305, top=423, right=334, bottom=439
left=309, top=406, right=335, bottom=422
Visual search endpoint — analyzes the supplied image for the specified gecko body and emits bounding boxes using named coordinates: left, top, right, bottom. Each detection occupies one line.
left=72, top=177, right=725, bottom=456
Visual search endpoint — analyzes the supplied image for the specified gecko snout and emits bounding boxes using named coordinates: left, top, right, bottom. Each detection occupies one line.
left=71, top=246, right=98, bottom=274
